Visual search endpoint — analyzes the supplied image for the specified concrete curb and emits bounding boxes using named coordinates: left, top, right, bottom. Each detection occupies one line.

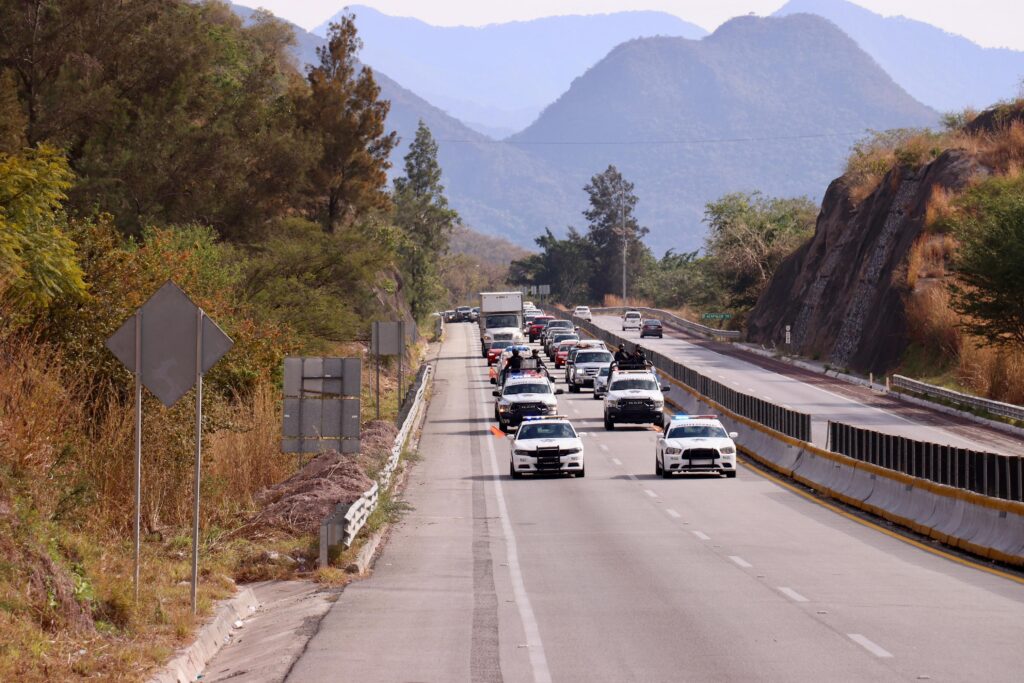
left=149, top=587, right=260, bottom=683
left=347, top=530, right=384, bottom=575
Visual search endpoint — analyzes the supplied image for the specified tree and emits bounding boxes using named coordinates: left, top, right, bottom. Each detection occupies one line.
left=0, top=146, right=85, bottom=315
left=948, top=176, right=1024, bottom=346
left=581, top=165, right=650, bottom=300
left=393, top=121, right=460, bottom=319
left=305, top=15, right=397, bottom=232
left=509, top=228, right=595, bottom=303
left=703, top=192, right=817, bottom=310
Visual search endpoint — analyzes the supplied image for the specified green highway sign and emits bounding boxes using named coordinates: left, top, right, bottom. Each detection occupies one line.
left=701, top=312, right=733, bottom=321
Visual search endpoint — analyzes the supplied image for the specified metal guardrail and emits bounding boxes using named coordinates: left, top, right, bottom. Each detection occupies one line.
left=829, top=421, right=1023, bottom=502
left=891, top=374, right=1024, bottom=422
left=591, top=306, right=742, bottom=340
left=566, top=313, right=811, bottom=442
left=319, top=362, right=434, bottom=567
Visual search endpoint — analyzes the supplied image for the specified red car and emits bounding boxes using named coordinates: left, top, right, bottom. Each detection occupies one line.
left=640, top=319, right=664, bottom=338
left=528, top=315, right=554, bottom=342
left=554, top=341, right=578, bottom=368
left=486, top=340, right=513, bottom=365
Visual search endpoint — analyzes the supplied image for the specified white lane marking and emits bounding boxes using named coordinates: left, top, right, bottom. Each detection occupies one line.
left=729, top=555, right=753, bottom=568
left=482, top=405, right=552, bottom=682
left=693, top=531, right=710, bottom=541
left=599, top=444, right=610, bottom=452
left=778, top=587, right=809, bottom=603
left=643, top=489, right=658, bottom=498
left=626, top=473, right=638, bottom=481
left=848, top=634, right=894, bottom=658
left=666, top=509, right=681, bottom=518
left=611, top=458, right=623, bottom=466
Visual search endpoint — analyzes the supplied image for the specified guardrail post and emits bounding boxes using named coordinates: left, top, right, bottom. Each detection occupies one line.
left=319, top=521, right=329, bottom=569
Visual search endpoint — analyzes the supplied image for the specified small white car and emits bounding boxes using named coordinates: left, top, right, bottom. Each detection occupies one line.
left=656, top=416, right=739, bottom=478
left=592, top=365, right=612, bottom=399
left=493, top=375, right=563, bottom=432
left=622, top=310, right=642, bottom=331
left=573, top=305, right=593, bottom=322
left=508, top=416, right=585, bottom=478
left=603, top=369, right=668, bottom=429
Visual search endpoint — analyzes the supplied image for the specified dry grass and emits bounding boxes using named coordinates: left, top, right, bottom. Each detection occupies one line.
left=602, top=294, right=653, bottom=308
left=958, top=341, right=1024, bottom=405
left=905, top=283, right=962, bottom=359
left=905, top=233, right=957, bottom=288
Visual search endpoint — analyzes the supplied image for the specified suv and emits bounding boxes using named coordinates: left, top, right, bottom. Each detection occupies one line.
left=573, top=305, right=592, bottom=322
left=456, top=306, right=473, bottom=322
left=566, top=347, right=613, bottom=392
left=603, top=369, right=669, bottom=430
left=622, top=311, right=642, bottom=331
left=508, top=416, right=585, bottom=478
left=540, top=319, right=573, bottom=346
left=656, top=416, right=739, bottom=478
left=640, top=319, right=663, bottom=338
left=493, top=374, right=563, bottom=432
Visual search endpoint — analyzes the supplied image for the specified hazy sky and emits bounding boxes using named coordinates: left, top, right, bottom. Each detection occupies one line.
left=247, top=1, right=1024, bottom=51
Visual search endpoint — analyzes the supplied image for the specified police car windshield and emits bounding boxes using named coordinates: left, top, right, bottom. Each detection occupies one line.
left=504, top=383, right=551, bottom=395
left=491, top=341, right=512, bottom=350
left=610, top=379, right=658, bottom=391
left=518, top=423, right=577, bottom=439
left=576, top=352, right=611, bottom=363
left=668, top=424, right=728, bottom=439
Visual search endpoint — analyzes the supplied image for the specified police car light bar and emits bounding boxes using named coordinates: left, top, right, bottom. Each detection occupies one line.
left=682, top=415, right=718, bottom=420
left=522, top=415, right=569, bottom=421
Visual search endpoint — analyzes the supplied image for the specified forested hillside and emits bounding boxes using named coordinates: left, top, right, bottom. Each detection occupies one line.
left=512, top=13, right=938, bottom=252
left=0, top=2, right=484, bottom=678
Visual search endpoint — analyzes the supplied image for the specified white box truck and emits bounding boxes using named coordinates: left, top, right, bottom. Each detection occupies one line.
left=479, top=291, right=524, bottom=357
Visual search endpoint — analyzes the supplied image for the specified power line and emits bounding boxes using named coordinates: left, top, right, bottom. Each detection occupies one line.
left=435, top=130, right=870, bottom=146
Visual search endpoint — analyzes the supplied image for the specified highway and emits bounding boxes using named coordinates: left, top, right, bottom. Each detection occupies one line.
left=588, top=314, right=1024, bottom=455
left=287, top=323, right=1024, bottom=682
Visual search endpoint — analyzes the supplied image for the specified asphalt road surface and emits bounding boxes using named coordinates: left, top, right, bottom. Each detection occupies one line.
left=287, top=324, right=1024, bottom=682
left=589, top=314, right=1024, bottom=455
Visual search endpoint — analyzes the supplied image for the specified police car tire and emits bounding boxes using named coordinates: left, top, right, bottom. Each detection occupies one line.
left=662, top=467, right=673, bottom=479
left=576, top=467, right=585, bottom=478
left=604, top=415, right=615, bottom=430
left=569, top=384, right=579, bottom=393
left=725, top=471, right=737, bottom=478
left=510, top=462, right=523, bottom=479
left=655, top=456, right=663, bottom=475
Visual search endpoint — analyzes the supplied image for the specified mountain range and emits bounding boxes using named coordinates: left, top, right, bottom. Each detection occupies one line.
left=230, top=2, right=1022, bottom=253
left=775, top=0, right=1024, bottom=113
left=312, top=6, right=707, bottom=137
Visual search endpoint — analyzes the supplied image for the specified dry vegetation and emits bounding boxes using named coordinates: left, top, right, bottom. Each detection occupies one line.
left=890, top=100, right=1024, bottom=405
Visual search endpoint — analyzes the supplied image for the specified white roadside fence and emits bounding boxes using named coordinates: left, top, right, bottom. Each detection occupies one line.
left=319, top=363, right=434, bottom=567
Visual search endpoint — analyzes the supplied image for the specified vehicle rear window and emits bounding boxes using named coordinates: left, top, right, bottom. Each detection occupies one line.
left=490, top=341, right=512, bottom=350
left=504, top=383, right=551, bottom=395
left=610, top=379, right=658, bottom=391
left=486, top=314, right=518, bottom=328
left=643, top=319, right=661, bottom=325
left=667, top=425, right=728, bottom=439
left=518, top=423, right=577, bottom=439
left=576, top=352, right=611, bottom=363
left=625, top=312, right=641, bottom=318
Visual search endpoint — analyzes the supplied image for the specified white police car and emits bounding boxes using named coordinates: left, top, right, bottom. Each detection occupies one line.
left=655, top=415, right=739, bottom=478
left=493, top=373, right=563, bottom=432
left=508, top=416, right=585, bottom=478
left=603, top=368, right=668, bottom=429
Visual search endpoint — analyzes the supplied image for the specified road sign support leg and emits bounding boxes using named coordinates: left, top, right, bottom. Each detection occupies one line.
left=191, top=310, right=204, bottom=615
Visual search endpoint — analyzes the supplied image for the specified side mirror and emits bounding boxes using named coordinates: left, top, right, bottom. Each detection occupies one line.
left=661, top=385, right=671, bottom=393
left=729, top=432, right=738, bottom=439
left=506, top=433, right=515, bottom=440
left=554, top=389, right=565, bottom=395
left=492, top=390, right=500, bottom=397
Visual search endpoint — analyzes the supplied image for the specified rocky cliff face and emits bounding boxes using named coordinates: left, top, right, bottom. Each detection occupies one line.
left=746, top=150, right=982, bottom=374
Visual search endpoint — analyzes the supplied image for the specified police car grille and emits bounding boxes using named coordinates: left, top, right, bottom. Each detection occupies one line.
left=683, top=448, right=718, bottom=460
left=534, top=446, right=561, bottom=470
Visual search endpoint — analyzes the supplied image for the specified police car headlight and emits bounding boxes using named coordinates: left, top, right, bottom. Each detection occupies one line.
left=498, top=403, right=510, bottom=413
left=606, top=398, right=618, bottom=407
left=514, top=449, right=532, bottom=456
left=665, top=447, right=682, bottom=455
left=653, top=400, right=664, bottom=409
left=561, top=447, right=581, bottom=455
left=720, top=446, right=736, bottom=455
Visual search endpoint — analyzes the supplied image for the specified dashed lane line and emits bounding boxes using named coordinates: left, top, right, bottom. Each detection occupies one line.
left=729, top=555, right=753, bottom=568
left=778, top=587, right=809, bottom=603
left=599, top=444, right=610, bottom=452
left=693, top=531, right=710, bottom=541
left=643, top=489, right=658, bottom=498
left=847, top=634, right=894, bottom=658
left=611, top=458, right=623, bottom=466
left=481, top=397, right=552, bottom=683
left=666, top=509, right=681, bottom=519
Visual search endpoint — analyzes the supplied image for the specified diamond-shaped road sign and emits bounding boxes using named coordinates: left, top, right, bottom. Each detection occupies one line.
left=106, top=281, right=234, bottom=407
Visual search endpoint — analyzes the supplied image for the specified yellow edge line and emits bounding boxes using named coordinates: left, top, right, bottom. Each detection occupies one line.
left=740, top=453, right=1024, bottom=586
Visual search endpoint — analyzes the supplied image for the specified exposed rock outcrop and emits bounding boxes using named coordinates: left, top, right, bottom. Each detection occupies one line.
left=746, top=150, right=982, bottom=374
